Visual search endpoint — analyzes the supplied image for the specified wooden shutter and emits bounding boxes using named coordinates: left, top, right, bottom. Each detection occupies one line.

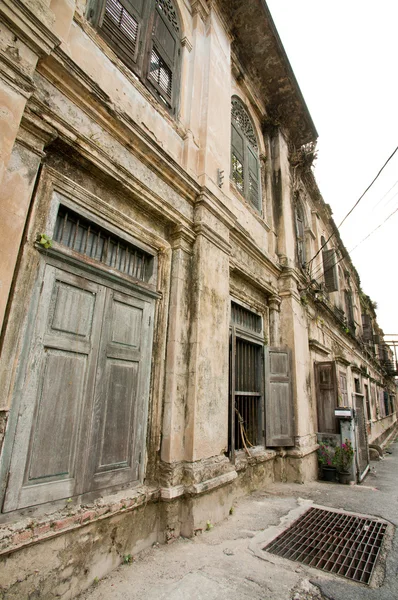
left=231, top=123, right=245, bottom=193
left=148, top=4, right=180, bottom=106
left=88, top=287, right=154, bottom=492
left=362, top=313, right=373, bottom=342
left=338, top=371, right=348, bottom=406
left=99, top=0, right=146, bottom=70
left=322, top=249, right=338, bottom=292
left=247, top=145, right=260, bottom=210
left=345, top=291, right=354, bottom=327
left=3, top=266, right=106, bottom=511
left=265, top=347, right=294, bottom=447
left=314, top=362, right=339, bottom=433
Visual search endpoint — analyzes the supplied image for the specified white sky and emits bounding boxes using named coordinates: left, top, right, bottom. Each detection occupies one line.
left=266, top=0, right=398, bottom=334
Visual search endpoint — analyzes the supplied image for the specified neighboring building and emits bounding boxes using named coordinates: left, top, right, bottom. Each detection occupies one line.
left=0, top=0, right=396, bottom=596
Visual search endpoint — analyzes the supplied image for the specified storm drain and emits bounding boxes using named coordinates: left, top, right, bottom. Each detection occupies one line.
left=264, top=507, right=387, bottom=585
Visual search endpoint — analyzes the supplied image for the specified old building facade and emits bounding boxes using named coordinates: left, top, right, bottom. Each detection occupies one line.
left=0, top=0, right=396, bottom=596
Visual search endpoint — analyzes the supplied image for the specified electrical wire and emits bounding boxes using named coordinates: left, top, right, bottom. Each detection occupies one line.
left=306, top=145, right=398, bottom=269
left=308, top=202, right=398, bottom=286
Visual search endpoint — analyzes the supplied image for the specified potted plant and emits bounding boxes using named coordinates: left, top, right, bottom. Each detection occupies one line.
left=317, top=443, right=337, bottom=481
left=334, top=440, right=354, bottom=484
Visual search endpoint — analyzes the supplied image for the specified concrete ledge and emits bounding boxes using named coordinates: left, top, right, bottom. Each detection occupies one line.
left=187, top=471, right=237, bottom=496
left=0, top=486, right=159, bottom=557
left=160, top=485, right=185, bottom=500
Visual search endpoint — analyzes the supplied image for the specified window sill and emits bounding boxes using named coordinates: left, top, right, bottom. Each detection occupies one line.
left=234, top=447, right=277, bottom=471
left=229, top=181, right=271, bottom=232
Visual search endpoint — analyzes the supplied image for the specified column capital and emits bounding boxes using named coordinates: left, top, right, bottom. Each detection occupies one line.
left=269, top=295, right=281, bottom=312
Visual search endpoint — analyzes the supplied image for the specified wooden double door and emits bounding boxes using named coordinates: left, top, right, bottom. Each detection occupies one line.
left=3, top=259, right=154, bottom=512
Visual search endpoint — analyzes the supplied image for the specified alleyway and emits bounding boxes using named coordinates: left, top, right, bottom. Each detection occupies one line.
left=79, top=438, right=398, bottom=600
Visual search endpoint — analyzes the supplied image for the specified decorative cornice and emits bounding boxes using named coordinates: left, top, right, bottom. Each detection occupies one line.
left=190, top=0, right=210, bottom=21
left=0, top=0, right=60, bottom=58
left=181, top=36, right=193, bottom=52
left=309, top=339, right=330, bottom=356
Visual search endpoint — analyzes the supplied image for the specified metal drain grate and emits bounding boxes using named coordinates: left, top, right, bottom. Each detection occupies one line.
left=264, top=507, right=387, bottom=584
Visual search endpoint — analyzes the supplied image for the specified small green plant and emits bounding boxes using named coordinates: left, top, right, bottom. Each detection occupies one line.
left=123, top=554, right=133, bottom=564
left=206, top=520, right=213, bottom=531
left=37, top=233, right=52, bottom=249
left=93, top=577, right=99, bottom=585
left=229, top=507, right=234, bottom=516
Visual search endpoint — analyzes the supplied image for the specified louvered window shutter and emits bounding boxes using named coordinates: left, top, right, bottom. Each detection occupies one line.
left=99, top=0, right=145, bottom=70
left=322, top=249, right=338, bottom=292
left=265, top=348, right=295, bottom=447
left=314, top=362, right=339, bottom=433
left=345, top=291, right=354, bottom=327
left=149, top=3, right=180, bottom=107
left=362, top=313, right=373, bottom=342
left=231, top=123, right=245, bottom=194
left=248, top=146, right=260, bottom=210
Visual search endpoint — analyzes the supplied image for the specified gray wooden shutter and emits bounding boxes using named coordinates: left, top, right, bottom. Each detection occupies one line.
left=338, top=371, right=348, bottom=406
left=314, top=362, right=339, bottom=433
left=362, top=313, right=373, bottom=342
left=98, top=0, right=145, bottom=70
left=88, top=287, right=154, bottom=492
left=3, top=266, right=106, bottom=511
left=345, top=290, right=354, bottom=327
left=322, top=249, right=338, bottom=292
left=148, top=4, right=180, bottom=106
left=247, top=145, right=260, bottom=210
left=265, top=347, right=295, bottom=447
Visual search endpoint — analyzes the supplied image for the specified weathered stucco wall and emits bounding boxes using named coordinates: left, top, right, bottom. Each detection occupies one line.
left=0, top=1, right=396, bottom=598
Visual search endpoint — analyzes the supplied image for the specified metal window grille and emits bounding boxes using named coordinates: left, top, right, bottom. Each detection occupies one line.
left=233, top=338, right=262, bottom=450
left=53, top=206, right=152, bottom=282
left=230, top=303, right=263, bottom=453
left=231, top=302, right=262, bottom=334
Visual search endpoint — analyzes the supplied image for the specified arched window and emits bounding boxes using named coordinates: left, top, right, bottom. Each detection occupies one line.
left=294, top=202, right=306, bottom=268
left=231, top=97, right=261, bottom=211
left=89, top=0, right=181, bottom=111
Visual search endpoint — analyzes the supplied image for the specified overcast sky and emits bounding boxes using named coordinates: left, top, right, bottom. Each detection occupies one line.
left=266, top=0, right=398, bottom=334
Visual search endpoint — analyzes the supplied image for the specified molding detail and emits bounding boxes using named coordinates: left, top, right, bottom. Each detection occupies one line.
left=181, top=36, right=193, bottom=52
left=187, top=471, right=237, bottom=495
left=309, top=338, right=330, bottom=356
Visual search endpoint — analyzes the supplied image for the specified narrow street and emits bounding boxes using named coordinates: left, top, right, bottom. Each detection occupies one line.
left=79, top=438, right=398, bottom=600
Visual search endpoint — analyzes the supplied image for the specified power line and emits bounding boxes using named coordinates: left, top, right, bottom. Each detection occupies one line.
left=371, top=178, right=398, bottom=212
left=309, top=202, right=398, bottom=285
left=337, top=145, right=398, bottom=229
left=306, top=145, right=398, bottom=269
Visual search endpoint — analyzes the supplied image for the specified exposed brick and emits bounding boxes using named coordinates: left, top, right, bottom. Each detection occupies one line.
left=33, top=524, right=51, bottom=537
left=80, top=510, right=96, bottom=523
left=12, top=530, right=33, bottom=545
left=53, top=516, right=78, bottom=531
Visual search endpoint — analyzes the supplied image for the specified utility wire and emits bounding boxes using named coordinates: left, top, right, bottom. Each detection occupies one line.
left=306, top=145, right=398, bottom=269
left=309, top=189, right=398, bottom=282
left=371, top=178, right=398, bottom=212
left=308, top=202, right=398, bottom=285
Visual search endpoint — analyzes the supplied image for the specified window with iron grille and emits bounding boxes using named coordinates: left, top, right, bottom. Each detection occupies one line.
left=87, top=0, right=181, bottom=111
left=231, top=97, right=261, bottom=212
left=53, top=205, right=153, bottom=282
left=229, top=302, right=264, bottom=453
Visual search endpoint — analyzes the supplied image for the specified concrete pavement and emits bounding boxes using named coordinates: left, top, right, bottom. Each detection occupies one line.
left=79, top=438, right=398, bottom=600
